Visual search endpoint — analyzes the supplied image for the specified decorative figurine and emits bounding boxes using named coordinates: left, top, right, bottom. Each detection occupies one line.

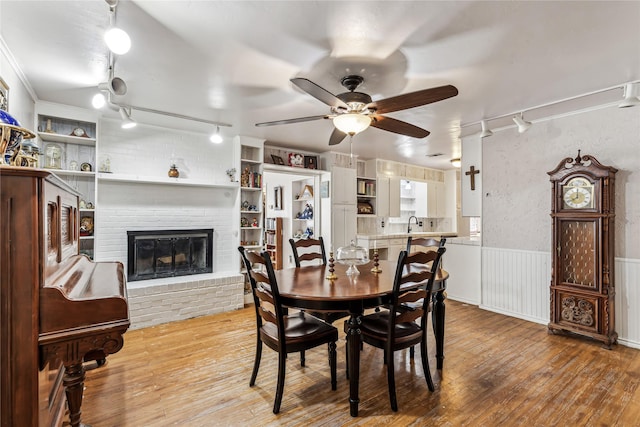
left=251, top=218, right=258, bottom=227
left=226, top=168, right=236, bottom=182
left=0, top=109, right=36, bottom=166
left=168, top=164, right=179, bottom=178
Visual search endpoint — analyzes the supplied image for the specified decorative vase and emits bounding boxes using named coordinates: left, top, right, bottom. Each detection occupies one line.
left=168, top=165, right=179, bottom=178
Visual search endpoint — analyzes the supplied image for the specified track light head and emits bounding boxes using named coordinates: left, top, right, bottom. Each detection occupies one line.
left=512, top=113, right=532, bottom=133
left=480, top=120, right=493, bottom=138
left=210, top=126, right=223, bottom=143
left=119, top=107, right=136, bottom=129
left=98, top=76, right=127, bottom=96
left=619, top=83, right=640, bottom=108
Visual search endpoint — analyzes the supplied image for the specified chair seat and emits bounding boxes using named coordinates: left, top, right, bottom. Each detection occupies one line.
left=359, top=311, right=422, bottom=347
left=261, top=311, right=338, bottom=352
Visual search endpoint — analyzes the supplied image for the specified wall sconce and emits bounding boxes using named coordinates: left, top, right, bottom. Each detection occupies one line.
left=512, top=113, right=532, bottom=133
left=450, top=158, right=461, bottom=168
left=480, top=120, right=493, bottom=138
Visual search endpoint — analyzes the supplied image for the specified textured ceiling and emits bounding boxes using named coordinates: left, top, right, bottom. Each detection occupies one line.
left=1, top=1, right=638, bottom=169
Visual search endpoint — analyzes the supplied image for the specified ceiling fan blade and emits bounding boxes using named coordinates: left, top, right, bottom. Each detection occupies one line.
left=328, top=128, right=347, bottom=146
left=255, top=115, right=329, bottom=127
left=370, top=114, right=430, bottom=138
left=368, top=85, right=458, bottom=114
left=291, top=78, right=350, bottom=110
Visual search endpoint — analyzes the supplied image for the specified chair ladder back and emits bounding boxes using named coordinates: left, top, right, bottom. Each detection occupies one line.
left=289, top=237, right=327, bottom=267
left=406, top=236, right=446, bottom=255
left=239, top=247, right=285, bottom=331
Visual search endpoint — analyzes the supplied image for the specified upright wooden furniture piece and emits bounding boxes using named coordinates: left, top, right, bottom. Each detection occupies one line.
left=0, top=166, right=129, bottom=427
left=548, top=152, right=617, bottom=348
left=238, top=246, right=338, bottom=414
left=357, top=248, right=446, bottom=412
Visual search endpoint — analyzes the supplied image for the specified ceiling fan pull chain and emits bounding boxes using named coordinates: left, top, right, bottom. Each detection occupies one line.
left=349, top=135, right=354, bottom=166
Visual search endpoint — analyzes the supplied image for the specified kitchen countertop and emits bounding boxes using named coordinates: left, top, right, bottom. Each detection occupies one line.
left=357, top=232, right=481, bottom=246
left=357, top=232, right=458, bottom=239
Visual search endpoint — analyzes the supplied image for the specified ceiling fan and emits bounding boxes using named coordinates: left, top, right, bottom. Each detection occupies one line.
left=255, top=75, right=458, bottom=146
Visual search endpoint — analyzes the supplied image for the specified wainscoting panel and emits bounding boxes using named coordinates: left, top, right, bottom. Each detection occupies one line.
left=481, top=247, right=551, bottom=324
left=615, top=258, right=640, bottom=347
left=481, top=247, right=640, bottom=348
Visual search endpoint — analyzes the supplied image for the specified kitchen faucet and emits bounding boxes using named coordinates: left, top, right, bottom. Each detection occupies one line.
left=407, top=215, right=419, bottom=233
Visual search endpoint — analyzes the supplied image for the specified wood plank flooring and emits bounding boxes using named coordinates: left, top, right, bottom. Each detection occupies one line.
left=81, top=301, right=640, bottom=426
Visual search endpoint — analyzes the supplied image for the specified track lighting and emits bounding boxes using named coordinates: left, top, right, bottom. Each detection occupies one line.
left=104, top=0, right=131, bottom=55
left=450, top=158, right=461, bottom=168
left=619, top=83, right=640, bottom=108
left=119, top=107, right=136, bottom=129
left=512, top=113, right=532, bottom=133
left=209, top=126, right=223, bottom=144
left=92, top=93, right=106, bottom=109
left=480, top=120, right=493, bottom=138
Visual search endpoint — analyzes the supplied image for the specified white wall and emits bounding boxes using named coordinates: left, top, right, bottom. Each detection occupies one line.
left=481, top=104, right=640, bottom=347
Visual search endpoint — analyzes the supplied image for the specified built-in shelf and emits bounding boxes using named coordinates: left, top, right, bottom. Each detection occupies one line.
left=240, top=226, right=263, bottom=230
left=79, top=236, right=94, bottom=240
left=241, top=158, right=262, bottom=164
left=240, top=186, right=262, bottom=191
left=240, top=210, right=262, bottom=214
left=38, top=131, right=96, bottom=146
left=97, top=173, right=239, bottom=188
left=49, top=169, right=96, bottom=177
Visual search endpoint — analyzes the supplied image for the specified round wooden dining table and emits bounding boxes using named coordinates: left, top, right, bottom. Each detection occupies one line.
left=272, top=259, right=449, bottom=417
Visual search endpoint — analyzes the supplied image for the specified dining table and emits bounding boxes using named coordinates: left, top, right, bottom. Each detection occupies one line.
left=272, top=259, right=449, bottom=417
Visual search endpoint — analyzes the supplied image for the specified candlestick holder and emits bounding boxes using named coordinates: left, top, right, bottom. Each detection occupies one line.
left=370, top=249, right=382, bottom=273
left=326, top=251, right=337, bottom=281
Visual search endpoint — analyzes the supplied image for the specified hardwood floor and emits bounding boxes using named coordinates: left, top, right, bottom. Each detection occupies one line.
left=81, top=301, right=640, bottom=426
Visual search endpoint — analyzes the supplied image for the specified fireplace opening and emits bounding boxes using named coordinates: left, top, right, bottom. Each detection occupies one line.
left=127, top=229, right=213, bottom=282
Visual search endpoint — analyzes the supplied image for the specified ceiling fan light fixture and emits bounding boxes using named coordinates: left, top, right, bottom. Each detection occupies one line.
left=450, top=158, right=461, bottom=168
left=480, top=120, right=493, bottom=138
left=119, top=107, right=136, bottom=129
left=513, top=113, right=532, bottom=133
left=210, top=126, right=223, bottom=144
left=332, top=113, right=371, bottom=135
left=619, top=82, right=640, bottom=108
left=104, top=27, right=131, bottom=55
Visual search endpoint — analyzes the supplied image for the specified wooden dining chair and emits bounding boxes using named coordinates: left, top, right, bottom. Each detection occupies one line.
left=405, top=236, right=447, bottom=357
left=357, top=247, right=446, bottom=412
left=406, top=236, right=446, bottom=254
left=289, top=237, right=349, bottom=324
left=289, top=237, right=327, bottom=266
left=238, top=246, right=338, bottom=414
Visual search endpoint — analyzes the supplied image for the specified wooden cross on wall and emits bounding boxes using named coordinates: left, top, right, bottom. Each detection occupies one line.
left=465, top=165, right=480, bottom=191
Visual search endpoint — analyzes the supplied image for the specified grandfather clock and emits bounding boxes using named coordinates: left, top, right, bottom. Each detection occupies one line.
left=547, top=151, right=617, bottom=348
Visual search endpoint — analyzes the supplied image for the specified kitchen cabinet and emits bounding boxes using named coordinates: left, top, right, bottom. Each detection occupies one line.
left=427, top=181, right=446, bottom=218
left=331, top=166, right=356, bottom=204
left=331, top=204, right=357, bottom=250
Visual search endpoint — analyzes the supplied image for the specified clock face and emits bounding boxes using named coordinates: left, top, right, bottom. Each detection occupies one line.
left=562, top=177, right=594, bottom=209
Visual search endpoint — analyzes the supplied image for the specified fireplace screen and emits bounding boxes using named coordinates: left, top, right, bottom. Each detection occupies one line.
left=127, top=229, right=213, bottom=281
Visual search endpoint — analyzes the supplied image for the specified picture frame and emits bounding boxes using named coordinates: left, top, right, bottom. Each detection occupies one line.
left=274, top=186, right=283, bottom=210
left=288, top=152, right=304, bottom=167
left=0, top=76, right=9, bottom=111
left=271, top=154, right=285, bottom=165
left=304, top=155, right=318, bottom=169
left=320, top=181, right=330, bottom=198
